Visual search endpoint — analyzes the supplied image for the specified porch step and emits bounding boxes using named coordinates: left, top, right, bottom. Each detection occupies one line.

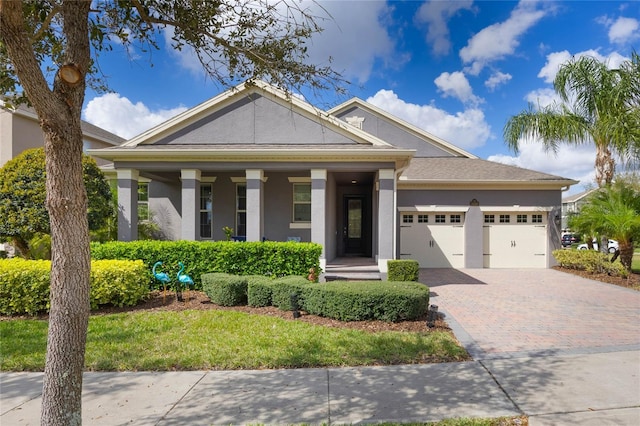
left=324, top=272, right=381, bottom=281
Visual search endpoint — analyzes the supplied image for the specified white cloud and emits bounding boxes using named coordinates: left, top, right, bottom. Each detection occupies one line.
left=605, top=16, right=640, bottom=44
left=488, top=142, right=596, bottom=190
left=415, top=0, right=474, bottom=56
left=485, top=71, right=512, bottom=91
left=366, top=89, right=490, bottom=150
left=302, top=0, right=397, bottom=83
left=537, top=49, right=629, bottom=84
left=162, top=1, right=397, bottom=85
left=83, top=93, right=187, bottom=139
left=460, top=0, right=552, bottom=75
left=434, top=71, right=482, bottom=105
left=525, top=88, right=559, bottom=109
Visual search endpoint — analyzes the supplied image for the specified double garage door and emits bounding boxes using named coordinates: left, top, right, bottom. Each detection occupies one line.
left=400, top=210, right=548, bottom=268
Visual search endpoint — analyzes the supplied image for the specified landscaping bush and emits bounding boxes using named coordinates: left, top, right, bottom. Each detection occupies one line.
left=301, top=280, right=429, bottom=322
left=91, top=240, right=322, bottom=288
left=89, top=260, right=149, bottom=309
left=0, top=258, right=50, bottom=315
left=270, top=276, right=311, bottom=310
left=246, top=275, right=275, bottom=307
left=0, top=259, right=149, bottom=315
left=553, top=249, right=628, bottom=278
left=201, top=273, right=248, bottom=306
left=387, top=259, right=420, bottom=281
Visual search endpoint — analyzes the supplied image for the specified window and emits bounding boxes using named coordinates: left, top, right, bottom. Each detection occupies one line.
left=532, top=214, right=543, bottom=223
left=236, top=184, right=246, bottom=237
left=484, top=214, right=495, bottom=223
left=200, top=184, right=213, bottom=239
left=292, top=183, right=311, bottom=222
left=517, top=214, right=527, bottom=223
left=500, top=214, right=510, bottom=223
left=402, top=214, right=413, bottom=223
left=138, top=183, right=149, bottom=221
left=418, top=214, right=428, bottom=223
left=435, top=214, right=446, bottom=223
left=450, top=214, right=461, bottom=223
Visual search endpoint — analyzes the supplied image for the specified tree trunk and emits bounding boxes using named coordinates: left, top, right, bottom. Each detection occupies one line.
left=594, top=143, right=615, bottom=186
left=0, top=2, right=92, bottom=425
left=618, top=241, right=634, bottom=272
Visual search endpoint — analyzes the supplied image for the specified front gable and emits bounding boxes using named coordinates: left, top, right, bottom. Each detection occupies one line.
left=329, top=99, right=477, bottom=158
left=123, top=82, right=390, bottom=148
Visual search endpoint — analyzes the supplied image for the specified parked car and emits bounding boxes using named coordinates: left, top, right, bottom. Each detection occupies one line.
left=561, top=234, right=581, bottom=247
left=577, top=239, right=619, bottom=253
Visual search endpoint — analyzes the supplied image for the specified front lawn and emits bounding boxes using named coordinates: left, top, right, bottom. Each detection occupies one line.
left=0, top=308, right=468, bottom=371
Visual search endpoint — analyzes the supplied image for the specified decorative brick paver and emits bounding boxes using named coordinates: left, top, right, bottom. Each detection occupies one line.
left=420, top=269, right=640, bottom=358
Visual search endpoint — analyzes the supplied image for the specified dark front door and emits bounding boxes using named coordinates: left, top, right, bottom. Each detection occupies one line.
left=344, top=196, right=366, bottom=255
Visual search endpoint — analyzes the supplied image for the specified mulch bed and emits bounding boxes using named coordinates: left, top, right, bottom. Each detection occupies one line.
left=552, top=266, right=640, bottom=290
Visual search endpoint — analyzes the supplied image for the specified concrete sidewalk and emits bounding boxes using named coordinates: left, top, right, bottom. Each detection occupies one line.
left=2, top=350, right=639, bottom=425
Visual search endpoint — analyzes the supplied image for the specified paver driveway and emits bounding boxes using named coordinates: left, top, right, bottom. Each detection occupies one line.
left=420, top=268, right=640, bottom=359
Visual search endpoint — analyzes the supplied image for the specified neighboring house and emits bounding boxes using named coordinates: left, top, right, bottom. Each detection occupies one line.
left=89, top=80, right=577, bottom=272
left=561, top=189, right=595, bottom=231
left=0, top=102, right=125, bottom=167
left=0, top=103, right=125, bottom=254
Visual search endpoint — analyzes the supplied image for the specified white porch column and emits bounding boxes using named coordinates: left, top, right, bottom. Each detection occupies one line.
left=246, top=169, right=264, bottom=242
left=117, top=169, right=138, bottom=241
left=377, top=169, right=395, bottom=273
left=181, top=169, right=201, bottom=240
left=311, top=169, right=327, bottom=270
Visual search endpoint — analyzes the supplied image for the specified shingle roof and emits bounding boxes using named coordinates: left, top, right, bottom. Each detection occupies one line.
left=401, top=157, right=575, bottom=183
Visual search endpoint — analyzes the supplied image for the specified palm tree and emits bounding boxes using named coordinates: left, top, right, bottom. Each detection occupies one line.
left=569, top=180, right=640, bottom=271
left=504, top=54, right=639, bottom=186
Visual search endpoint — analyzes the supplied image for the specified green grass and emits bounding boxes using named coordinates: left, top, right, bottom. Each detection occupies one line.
left=632, top=251, right=640, bottom=274
left=0, top=309, right=468, bottom=371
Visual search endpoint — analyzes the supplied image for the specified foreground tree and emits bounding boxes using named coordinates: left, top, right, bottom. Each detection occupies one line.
left=569, top=179, right=640, bottom=271
left=0, top=148, right=112, bottom=258
left=504, top=53, right=640, bottom=186
left=0, top=1, right=343, bottom=424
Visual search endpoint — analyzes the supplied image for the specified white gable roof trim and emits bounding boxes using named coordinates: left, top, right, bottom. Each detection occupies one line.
left=120, top=80, right=393, bottom=149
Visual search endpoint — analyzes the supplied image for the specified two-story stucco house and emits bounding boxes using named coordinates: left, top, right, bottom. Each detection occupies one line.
left=89, top=80, right=577, bottom=273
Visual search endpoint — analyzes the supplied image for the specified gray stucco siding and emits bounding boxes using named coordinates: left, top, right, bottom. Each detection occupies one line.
left=153, top=94, right=358, bottom=146
left=397, top=189, right=561, bottom=208
left=334, top=106, right=455, bottom=157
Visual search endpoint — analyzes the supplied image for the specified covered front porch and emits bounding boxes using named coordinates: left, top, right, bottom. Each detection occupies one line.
left=114, top=165, right=399, bottom=273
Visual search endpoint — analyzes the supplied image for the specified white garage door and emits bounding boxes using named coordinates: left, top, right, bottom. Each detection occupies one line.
left=482, top=212, right=547, bottom=268
left=400, top=212, right=464, bottom=268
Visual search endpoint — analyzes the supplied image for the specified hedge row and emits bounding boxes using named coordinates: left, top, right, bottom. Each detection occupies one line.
left=0, top=259, right=149, bottom=315
left=91, top=240, right=322, bottom=289
left=387, top=260, right=419, bottom=281
left=552, top=249, right=628, bottom=278
left=201, top=273, right=430, bottom=322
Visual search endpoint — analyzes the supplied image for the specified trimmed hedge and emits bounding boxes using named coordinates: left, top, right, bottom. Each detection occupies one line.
left=387, top=260, right=420, bottom=281
left=246, top=275, right=275, bottom=307
left=201, top=273, right=248, bottom=306
left=552, top=249, right=628, bottom=278
left=91, top=240, right=322, bottom=288
left=0, top=259, right=149, bottom=315
left=199, top=270, right=429, bottom=322
left=301, top=281, right=429, bottom=322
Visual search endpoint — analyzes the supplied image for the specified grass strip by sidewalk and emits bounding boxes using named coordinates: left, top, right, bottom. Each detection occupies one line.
left=1, top=309, right=468, bottom=371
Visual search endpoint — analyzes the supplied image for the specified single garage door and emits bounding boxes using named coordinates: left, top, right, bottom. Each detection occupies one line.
left=400, top=212, right=464, bottom=268
left=482, top=212, right=547, bottom=268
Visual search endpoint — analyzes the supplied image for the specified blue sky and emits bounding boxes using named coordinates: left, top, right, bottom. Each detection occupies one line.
left=81, top=1, right=640, bottom=195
